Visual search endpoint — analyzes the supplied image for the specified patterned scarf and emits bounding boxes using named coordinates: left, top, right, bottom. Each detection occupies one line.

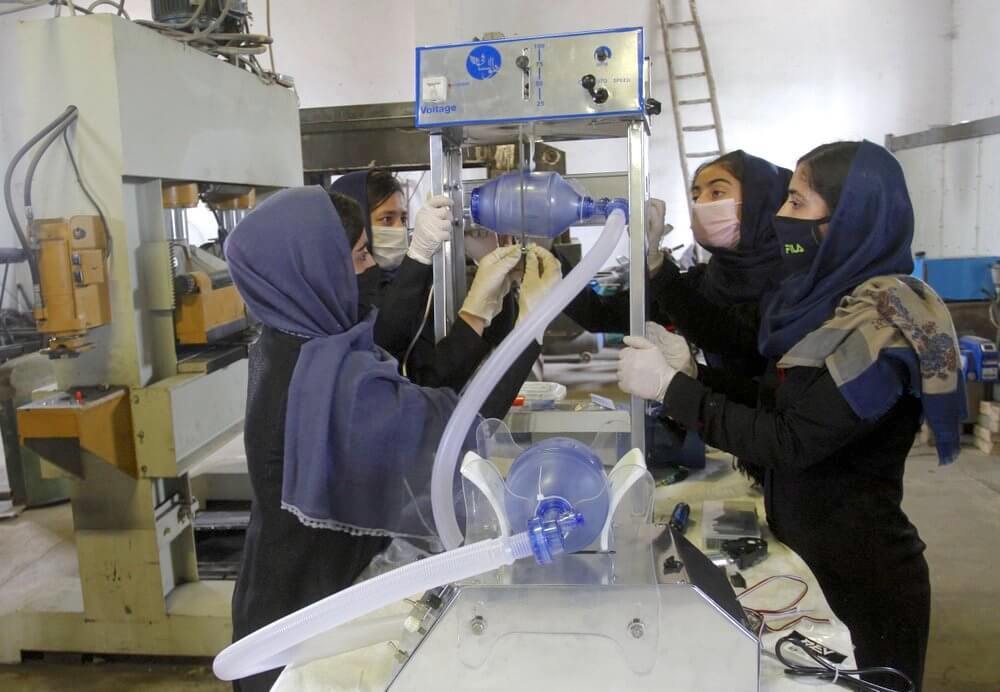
left=778, top=275, right=965, bottom=465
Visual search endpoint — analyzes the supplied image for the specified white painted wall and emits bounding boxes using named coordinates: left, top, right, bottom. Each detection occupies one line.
left=951, top=0, right=1000, bottom=122
left=0, top=0, right=987, bottom=306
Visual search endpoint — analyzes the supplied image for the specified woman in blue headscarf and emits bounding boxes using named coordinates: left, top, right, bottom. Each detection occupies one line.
left=617, top=141, right=964, bottom=690
left=225, top=187, right=553, bottom=691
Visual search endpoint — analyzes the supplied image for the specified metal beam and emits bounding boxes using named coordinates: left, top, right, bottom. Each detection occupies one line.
left=886, top=115, right=1000, bottom=152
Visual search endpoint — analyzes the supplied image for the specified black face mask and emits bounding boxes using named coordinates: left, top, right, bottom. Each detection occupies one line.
left=356, top=266, right=382, bottom=311
left=773, top=216, right=828, bottom=278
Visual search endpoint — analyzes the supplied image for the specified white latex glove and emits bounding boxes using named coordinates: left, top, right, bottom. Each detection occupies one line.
left=407, top=194, right=453, bottom=265
left=517, top=245, right=562, bottom=342
left=644, top=321, right=697, bottom=378
left=617, top=335, right=678, bottom=401
left=460, top=245, right=521, bottom=326
left=646, top=198, right=669, bottom=274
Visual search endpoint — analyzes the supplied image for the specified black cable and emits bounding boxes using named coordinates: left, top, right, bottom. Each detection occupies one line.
left=61, top=128, right=113, bottom=259
left=775, top=635, right=914, bottom=692
left=3, top=105, right=77, bottom=287
left=23, top=110, right=77, bottom=221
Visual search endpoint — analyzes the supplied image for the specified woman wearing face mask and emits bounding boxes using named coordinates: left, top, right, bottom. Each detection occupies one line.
left=559, top=151, right=789, bottom=367
left=227, top=188, right=559, bottom=692
left=330, top=170, right=522, bottom=389
left=649, top=151, right=791, bottom=367
left=617, top=141, right=964, bottom=690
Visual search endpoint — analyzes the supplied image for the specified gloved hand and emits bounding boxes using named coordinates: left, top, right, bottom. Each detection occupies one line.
left=646, top=198, right=670, bottom=275
left=644, top=321, right=697, bottom=377
left=460, top=245, right=521, bottom=326
left=617, top=335, right=678, bottom=401
left=517, top=245, right=562, bottom=342
left=464, top=228, right=499, bottom=263
left=407, top=194, right=453, bottom=265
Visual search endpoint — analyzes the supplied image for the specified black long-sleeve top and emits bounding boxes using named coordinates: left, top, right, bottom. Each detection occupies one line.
left=374, top=256, right=518, bottom=391
left=657, top=296, right=930, bottom=688
left=554, top=251, right=768, bottom=377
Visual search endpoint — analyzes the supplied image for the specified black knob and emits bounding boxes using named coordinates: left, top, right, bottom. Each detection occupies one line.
left=173, top=273, right=199, bottom=296
left=515, top=55, right=530, bottom=73
left=595, top=47, right=610, bottom=62
left=645, top=97, right=663, bottom=116
left=593, top=88, right=609, bottom=104
left=581, top=74, right=596, bottom=90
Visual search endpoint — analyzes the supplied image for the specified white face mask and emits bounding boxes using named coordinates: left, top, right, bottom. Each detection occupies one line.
left=370, top=225, right=408, bottom=270
left=691, top=198, right=741, bottom=250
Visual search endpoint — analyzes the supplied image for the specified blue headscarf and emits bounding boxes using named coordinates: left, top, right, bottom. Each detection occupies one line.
left=699, top=151, right=792, bottom=305
left=226, top=187, right=461, bottom=543
left=760, top=141, right=964, bottom=464
left=759, top=141, right=915, bottom=356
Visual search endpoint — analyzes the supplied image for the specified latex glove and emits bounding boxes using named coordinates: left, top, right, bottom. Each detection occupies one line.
left=646, top=198, right=669, bottom=274
left=517, top=245, right=562, bottom=342
left=460, top=245, right=522, bottom=326
left=644, top=321, right=697, bottom=378
left=407, top=194, right=453, bottom=265
left=617, top=335, right=678, bottom=401
left=464, top=228, right=499, bottom=263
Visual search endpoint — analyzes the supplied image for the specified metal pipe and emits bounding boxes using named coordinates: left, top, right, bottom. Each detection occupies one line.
left=627, top=122, right=648, bottom=459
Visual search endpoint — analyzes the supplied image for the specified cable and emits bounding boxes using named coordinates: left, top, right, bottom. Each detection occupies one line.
left=86, top=0, right=127, bottom=17
left=401, top=288, right=434, bottom=378
left=23, top=111, right=78, bottom=224
left=61, top=129, right=112, bottom=259
left=737, top=574, right=809, bottom=614
left=775, top=634, right=914, bottom=692
left=3, top=105, right=77, bottom=287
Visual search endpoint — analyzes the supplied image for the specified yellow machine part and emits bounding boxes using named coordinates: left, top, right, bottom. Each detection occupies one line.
left=162, top=181, right=199, bottom=209
left=17, top=387, right=137, bottom=477
left=174, top=271, right=247, bottom=346
left=33, top=216, right=111, bottom=354
left=214, top=188, right=255, bottom=210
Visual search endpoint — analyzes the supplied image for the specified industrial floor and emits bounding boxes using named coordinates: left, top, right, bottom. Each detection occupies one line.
left=0, top=443, right=998, bottom=691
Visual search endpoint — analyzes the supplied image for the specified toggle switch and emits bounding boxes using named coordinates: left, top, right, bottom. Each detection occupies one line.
left=580, top=74, right=609, bottom=104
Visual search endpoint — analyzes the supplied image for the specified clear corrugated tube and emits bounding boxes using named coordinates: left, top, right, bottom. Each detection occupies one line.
left=213, top=532, right=533, bottom=680
left=431, top=209, right=628, bottom=549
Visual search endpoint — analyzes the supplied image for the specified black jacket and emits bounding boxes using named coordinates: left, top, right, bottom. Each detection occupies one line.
left=374, top=256, right=516, bottom=389
left=556, top=249, right=769, bottom=378
left=660, top=298, right=930, bottom=690
left=232, top=326, right=538, bottom=692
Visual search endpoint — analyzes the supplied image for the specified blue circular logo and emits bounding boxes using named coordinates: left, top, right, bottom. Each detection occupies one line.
left=466, top=45, right=502, bottom=80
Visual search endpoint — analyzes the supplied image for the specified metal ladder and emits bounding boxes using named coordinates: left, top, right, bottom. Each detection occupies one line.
left=656, top=0, right=726, bottom=213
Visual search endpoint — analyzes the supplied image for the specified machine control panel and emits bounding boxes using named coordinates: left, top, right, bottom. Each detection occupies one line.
left=415, top=27, right=644, bottom=128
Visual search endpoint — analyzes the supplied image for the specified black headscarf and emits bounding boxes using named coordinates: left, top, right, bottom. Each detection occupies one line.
left=698, top=151, right=791, bottom=305
left=328, top=170, right=373, bottom=250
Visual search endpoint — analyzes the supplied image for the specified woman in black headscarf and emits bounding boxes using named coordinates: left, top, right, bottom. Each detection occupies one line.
left=618, top=141, right=964, bottom=690
left=330, top=170, right=520, bottom=390
left=561, top=150, right=790, bottom=373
